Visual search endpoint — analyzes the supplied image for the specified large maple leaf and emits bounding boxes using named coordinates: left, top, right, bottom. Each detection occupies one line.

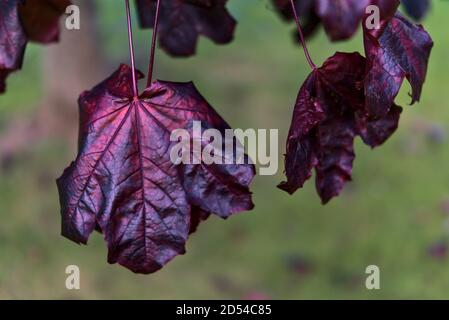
left=0, top=0, right=69, bottom=93
left=278, top=52, right=402, bottom=204
left=363, top=12, right=433, bottom=118
left=57, top=64, right=255, bottom=274
left=136, top=0, right=236, bottom=57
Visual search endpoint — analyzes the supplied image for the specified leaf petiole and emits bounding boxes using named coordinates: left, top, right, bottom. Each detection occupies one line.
left=125, top=0, right=139, bottom=97
left=289, top=0, right=317, bottom=70
left=147, top=0, right=162, bottom=86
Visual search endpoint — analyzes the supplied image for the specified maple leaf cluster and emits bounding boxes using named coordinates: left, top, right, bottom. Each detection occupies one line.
left=0, top=0, right=70, bottom=93
left=0, top=0, right=435, bottom=273
left=278, top=1, right=433, bottom=203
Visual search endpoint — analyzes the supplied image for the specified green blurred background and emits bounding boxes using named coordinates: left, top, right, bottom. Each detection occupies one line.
left=0, top=0, right=449, bottom=299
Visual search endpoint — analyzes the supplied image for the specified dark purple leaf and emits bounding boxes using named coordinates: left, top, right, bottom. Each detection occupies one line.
left=364, top=12, right=433, bottom=118
left=356, top=104, right=402, bottom=148
left=316, top=0, right=370, bottom=41
left=315, top=115, right=356, bottom=204
left=277, top=72, right=324, bottom=194
left=189, top=206, right=210, bottom=234
left=136, top=0, right=236, bottom=57
left=271, top=0, right=320, bottom=39
left=402, top=0, right=430, bottom=21
left=370, top=0, right=401, bottom=25
left=0, top=0, right=26, bottom=93
left=18, top=0, right=70, bottom=43
left=279, top=52, right=364, bottom=201
left=180, top=120, right=254, bottom=230
left=279, top=52, right=403, bottom=203
left=181, top=123, right=255, bottom=219
left=57, top=64, right=254, bottom=274
left=0, top=0, right=69, bottom=93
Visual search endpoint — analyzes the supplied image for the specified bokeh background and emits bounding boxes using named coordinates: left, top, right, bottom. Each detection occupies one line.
left=0, top=0, right=448, bottom=299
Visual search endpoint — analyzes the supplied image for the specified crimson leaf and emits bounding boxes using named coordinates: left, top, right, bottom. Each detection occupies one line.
left=356, top=104, right=402, bottom=148
left=0, top=0, right=26, bottom=93
left=363, top=12, right=433, bottom=118
left=0, top=0, right=68, bottom=93
left=136, top=0, right=236, bottom=57
left=57, top=64, right=255, bottom=274
left=279, top=52, right=402, bottom=204
left=18, top=0, right=71, bottom=43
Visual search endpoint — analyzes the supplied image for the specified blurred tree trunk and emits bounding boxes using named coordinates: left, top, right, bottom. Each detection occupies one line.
left=0, top=0, right=106, bottom=165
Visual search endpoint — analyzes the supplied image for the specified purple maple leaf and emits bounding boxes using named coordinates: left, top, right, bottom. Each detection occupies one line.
left=364, top=12, right=433, bottom=118
left=279, top=52, right=401, bottom=203
left=57, top=64, right=254, bottom=273
left=136, top=0, right=236, bottom=57
left=0, top=0, right=69, bottom=93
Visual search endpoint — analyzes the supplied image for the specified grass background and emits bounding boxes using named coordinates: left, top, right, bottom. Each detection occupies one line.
left=0, top=0, right=449, bottom=299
